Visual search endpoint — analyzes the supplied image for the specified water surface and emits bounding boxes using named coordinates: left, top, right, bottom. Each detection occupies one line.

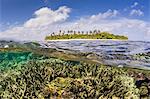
left=43, top=40, right=150, bottom=69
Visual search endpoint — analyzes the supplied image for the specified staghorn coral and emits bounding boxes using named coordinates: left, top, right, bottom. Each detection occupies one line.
left=0, top=57, right=143, bottom=99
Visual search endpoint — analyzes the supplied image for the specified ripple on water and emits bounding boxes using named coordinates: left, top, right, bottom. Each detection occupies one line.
left=45, top=40, right=150, bottom=69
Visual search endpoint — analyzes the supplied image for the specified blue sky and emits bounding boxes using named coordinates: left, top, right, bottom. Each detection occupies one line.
left=1, top=0, right=149, bottom=24
left=0, top=0, right=150, bottom=41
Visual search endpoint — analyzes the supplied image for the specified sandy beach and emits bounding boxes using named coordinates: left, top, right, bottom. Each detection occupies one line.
left=46, top=39, right=128, bottom=42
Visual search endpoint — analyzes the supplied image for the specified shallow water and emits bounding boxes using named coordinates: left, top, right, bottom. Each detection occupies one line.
left=43, top=40, right=150, bottom=69
left=0, top=40, right=150, bottom=70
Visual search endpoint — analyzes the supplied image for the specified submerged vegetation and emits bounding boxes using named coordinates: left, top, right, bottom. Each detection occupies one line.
left=0, top=50, right=150, bottom=98
left=45, top=30, right=128, bottom=40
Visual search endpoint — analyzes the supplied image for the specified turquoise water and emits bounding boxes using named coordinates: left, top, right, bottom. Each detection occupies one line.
left=0, top=52, right=43, bottom=71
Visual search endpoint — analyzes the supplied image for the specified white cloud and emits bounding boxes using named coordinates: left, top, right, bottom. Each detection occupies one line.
left=146, top=28, right=150, bottom=37
left=130, top=9, right=144, bottom=16
left=0, top=6, right=71, bottom=41
left=61, top=17, right=149, bottom=41
left=90, top=9, right=119, bottom=20
left=24, top=6, right=71, bottom=28
left=131, top=2, right=138, bottom=8
left=0, top=6, right=149, bottom=41
left=125, top=2, right=144, bottom=17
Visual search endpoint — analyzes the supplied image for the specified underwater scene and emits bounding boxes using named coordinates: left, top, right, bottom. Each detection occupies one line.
left=0, top=40, right=150, bottom=98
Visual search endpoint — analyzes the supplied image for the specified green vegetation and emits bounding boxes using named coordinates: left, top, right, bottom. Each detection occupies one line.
left=45, top=30, right=128, bottom=40
left=0, top=51, right=149, bottom=99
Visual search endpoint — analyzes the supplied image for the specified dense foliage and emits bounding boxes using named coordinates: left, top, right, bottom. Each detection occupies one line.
left=0, top=52, right=149, bottom=98
left=45, top=32, right=128, bottom=40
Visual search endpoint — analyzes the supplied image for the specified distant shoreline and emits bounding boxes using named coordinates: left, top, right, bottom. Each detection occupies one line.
left=46, top=39, right=128, bottom=41
left=45, top=32, right=128, bottom=40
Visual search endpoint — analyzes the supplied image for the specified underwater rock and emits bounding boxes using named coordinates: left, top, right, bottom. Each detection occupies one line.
left=86, top=53, right=102, bottom=61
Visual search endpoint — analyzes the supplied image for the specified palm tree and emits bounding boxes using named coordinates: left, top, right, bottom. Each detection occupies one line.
left=74, top=31, right=76, bottom=34
left=68, top=30, right=70, bottom=34
left=78, top=31, right=80, bottom=34
left=50, top=34, right=53, bottom=36
left=62, top=31, right=65, bottom=35
left=59, top=30, right=62, bottom=34
left=81, top=31, right=84, bottom=34
left=93, top=29, right=97, bottom=34
left=90, top=31, right=92, bottom=34
left=70, top=30, right=73, bottom=34
left=86, top=31, right=89, bottom=35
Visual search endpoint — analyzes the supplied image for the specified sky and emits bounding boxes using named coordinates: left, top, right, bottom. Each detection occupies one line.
left=0, top=0, right=150, bottom=41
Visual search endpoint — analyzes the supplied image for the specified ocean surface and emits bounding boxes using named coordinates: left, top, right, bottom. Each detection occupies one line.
left=0, top=40, right=150, bottom=70
left=42, top=40, right=150, bottom=70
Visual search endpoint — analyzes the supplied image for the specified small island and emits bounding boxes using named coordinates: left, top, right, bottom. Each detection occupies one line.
left=45, top=30, right=128, bottom=40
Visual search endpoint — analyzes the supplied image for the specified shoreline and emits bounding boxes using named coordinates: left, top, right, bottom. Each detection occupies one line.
left=45, top=39, right=128, bottom=42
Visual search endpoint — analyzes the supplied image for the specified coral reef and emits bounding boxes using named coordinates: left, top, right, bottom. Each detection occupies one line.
left=0, top=56, right=150, bottom=98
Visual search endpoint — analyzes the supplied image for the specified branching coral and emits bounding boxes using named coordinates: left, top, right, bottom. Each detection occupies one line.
left=0, top=57, right=143, bottom=99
